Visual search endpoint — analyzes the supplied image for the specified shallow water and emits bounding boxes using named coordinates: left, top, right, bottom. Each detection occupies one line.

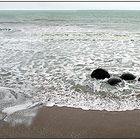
left=1, top=10, right=140, bottom=124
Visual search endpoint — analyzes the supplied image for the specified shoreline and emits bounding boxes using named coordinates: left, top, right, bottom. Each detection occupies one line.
left=0, top=106, right=140, bottom=138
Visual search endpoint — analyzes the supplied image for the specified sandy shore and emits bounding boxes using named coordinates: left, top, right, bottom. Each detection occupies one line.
left=0, top=106, right=140, bottom=138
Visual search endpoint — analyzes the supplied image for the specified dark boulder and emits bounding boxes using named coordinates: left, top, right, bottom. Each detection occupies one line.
left=107, top=77, right=122, bottom=86
left=138, top=78, right=140, bottom=81
left=120, top=73, right=136, bottom=80
left=91, top=68, right=110, bottom=80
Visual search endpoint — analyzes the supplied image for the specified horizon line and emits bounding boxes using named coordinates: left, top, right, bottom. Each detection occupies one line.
left=0, top=9, right=140, bottom=10
left=0, top=0, right=140, bottom=2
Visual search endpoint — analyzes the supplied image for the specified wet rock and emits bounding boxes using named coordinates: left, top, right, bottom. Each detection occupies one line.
left=120, top=73, right=136, bottom=80
left=138, top=78, right=140, bottom=81
left=91, top=68, right=110, bottom=79
left=0, top=28, right=11, bottom=31
left=107, top=77, right=122, bottom=86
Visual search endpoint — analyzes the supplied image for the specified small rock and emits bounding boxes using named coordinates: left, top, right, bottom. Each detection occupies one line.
left=91, top=68, right=110, bottom=80
left=107, top=77, right=122, bottom=86
left=120, top=73, right=136, bottom=80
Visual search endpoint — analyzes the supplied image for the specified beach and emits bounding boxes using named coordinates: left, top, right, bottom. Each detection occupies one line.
left=0, top=106, right=140, bottom=138
left=0, top=10, right=140, bottom=138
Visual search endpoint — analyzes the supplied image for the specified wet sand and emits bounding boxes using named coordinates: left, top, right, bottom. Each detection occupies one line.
left=0, top=106, right=140, bottom=138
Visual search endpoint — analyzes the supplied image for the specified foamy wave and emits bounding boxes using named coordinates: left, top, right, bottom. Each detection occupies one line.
left=1, top=22, right=140, bottom=124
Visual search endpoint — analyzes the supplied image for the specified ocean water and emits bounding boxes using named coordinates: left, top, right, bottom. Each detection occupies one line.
left=1, top=10, right=140, bottom=124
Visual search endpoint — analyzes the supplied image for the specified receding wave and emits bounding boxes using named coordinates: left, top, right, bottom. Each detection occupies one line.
left=0, top=10, right=140, bottom=124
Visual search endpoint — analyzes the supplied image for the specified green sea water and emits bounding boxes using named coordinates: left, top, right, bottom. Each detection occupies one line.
left=0, top=10, right=140, bottom=31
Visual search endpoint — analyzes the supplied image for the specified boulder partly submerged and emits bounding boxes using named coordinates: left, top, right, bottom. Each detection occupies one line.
left=91, top=68, right=110, bottom=80
left=107, top=77, right=122, bottom=86
left=120, top=73, right=136, bottom=81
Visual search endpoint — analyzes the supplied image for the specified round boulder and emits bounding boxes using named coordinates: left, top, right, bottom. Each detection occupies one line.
left=91, top=68, right=110, bottom=80
left=120, top=73, right=136, bottom=80
left=107, top=77, right=122, bottom=86
left=138, top=78, right=140, bottom=81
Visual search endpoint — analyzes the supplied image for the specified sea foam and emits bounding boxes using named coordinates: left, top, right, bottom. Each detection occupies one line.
left=1, top=11, right=140, bottom=124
